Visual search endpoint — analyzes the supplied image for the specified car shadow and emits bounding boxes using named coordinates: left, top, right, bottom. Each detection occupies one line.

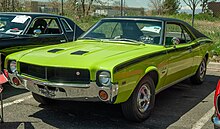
left=20, top=74, right=219, bottom=129
left=1, top=83, right=27, bottom=99
left=0, top=122, right=35, bottom=129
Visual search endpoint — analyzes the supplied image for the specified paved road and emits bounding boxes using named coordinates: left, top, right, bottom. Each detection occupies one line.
left=0, top=68, right=219, bottom=129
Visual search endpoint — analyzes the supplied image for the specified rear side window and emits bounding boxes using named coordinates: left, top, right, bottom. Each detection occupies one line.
left=165, top=23, right=192, bottom=45
left=61, top=18, right=73, bottom=32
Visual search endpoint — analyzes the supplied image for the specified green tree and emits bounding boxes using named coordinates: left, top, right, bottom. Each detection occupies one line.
left=149, top=0, right=164, bottom=15
left=162, top=0, right=180, bottom=15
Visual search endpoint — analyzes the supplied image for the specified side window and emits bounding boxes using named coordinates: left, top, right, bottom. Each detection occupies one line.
left=60, top=18, right=73, bottom=32
left=27, top=18, right=61, bottom=34
left=46, top=19, right=61, bottom=34
left=165, top=23, right=192, bottom=45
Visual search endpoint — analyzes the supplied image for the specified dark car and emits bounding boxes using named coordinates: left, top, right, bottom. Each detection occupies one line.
left=212, top=80, right=220, bottom=128
left=0, top=12, right=84, bottom=65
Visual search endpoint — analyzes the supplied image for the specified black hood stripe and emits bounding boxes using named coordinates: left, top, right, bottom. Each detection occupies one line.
left=113, top=40, right=212, bottom=73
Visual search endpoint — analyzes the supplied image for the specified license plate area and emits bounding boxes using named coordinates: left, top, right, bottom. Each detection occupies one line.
left=37, top=84, right=56, bottom=98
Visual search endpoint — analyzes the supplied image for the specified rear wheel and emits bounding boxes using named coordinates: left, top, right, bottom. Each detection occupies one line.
left=121, top=76, right=155, bottom=122
left=190, top=58, right=207, bottom=84
left=32, top=92, right=54, bottom=105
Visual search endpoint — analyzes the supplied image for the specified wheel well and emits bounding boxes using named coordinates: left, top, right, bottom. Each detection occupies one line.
left=145, top=70, right=159, bottom=88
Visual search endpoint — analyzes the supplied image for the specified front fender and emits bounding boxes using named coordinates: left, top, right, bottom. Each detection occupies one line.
left=114, top=66, right=158, bottom=104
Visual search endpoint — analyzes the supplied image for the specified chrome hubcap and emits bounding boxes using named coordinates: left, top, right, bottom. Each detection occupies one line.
left=137, top=84, right=151, bottom=113
left=199, top=60, right=206, bottom=79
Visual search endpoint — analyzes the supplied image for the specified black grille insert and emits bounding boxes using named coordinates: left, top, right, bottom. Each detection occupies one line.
left=20, top=63, right=45, bottom=79
left=20, top=62, right=90, bottom=84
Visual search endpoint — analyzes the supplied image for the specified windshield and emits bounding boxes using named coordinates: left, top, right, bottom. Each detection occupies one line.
left=81, top=19, right=163, bottom=45
left=0, top=15, right=31, bottom=35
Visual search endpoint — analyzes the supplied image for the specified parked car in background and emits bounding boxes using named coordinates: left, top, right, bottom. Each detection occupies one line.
left=0, top=12, right=83, bottom=67
left=212, top=80, right=220, bottom=129
left=5, top=16, right=214, bottom=122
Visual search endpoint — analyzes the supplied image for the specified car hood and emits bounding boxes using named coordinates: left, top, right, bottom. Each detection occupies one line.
left=17, top=40, right=164, bottom=69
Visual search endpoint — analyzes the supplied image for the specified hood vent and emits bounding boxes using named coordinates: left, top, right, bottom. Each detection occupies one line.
left=48, top=49, right=64, bottom=53
left=71, top=50, right=89, bottom=55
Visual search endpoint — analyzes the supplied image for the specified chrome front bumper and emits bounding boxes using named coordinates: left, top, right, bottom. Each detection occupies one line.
left=8, top=72, right=118, bottom=103
left=212, top=114, right=220, bottom=128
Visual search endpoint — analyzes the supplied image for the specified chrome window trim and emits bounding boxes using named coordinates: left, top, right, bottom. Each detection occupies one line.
left=24, top=16, right=64, bottom=35
left=103, top=18, right=163, bottom=22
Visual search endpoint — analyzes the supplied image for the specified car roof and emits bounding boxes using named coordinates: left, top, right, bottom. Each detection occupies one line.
left=0, top=12, right=66, bottom=18
left=103, top=16, right=208, bottom=39
left=106, top=16, right=184, bottom=22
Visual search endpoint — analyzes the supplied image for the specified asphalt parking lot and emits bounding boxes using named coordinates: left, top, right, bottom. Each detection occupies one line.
left=0, top=63, right=219, bottom=129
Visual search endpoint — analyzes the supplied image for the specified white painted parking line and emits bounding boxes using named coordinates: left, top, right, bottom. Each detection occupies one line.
left=0, top=95, right=32, bottom=108
left=192, top=106, right=215, bottom=129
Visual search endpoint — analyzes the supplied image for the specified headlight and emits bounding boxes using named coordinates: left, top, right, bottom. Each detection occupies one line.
left=9, top=60, right=17, bottom=73
left=97, top=71, right=111, bottom=86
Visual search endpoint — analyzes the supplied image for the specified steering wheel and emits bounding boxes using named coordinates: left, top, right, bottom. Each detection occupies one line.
left=114, top=35, right=122, bottom=39
left=139, top=35, right=153, bottom=44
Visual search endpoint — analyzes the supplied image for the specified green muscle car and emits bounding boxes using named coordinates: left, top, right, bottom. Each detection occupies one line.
left=5, top=16, right=213, bottom=122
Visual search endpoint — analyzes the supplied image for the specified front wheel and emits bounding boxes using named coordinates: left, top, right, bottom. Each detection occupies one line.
left=190, top=58, right=207, bottom=84
left=121, top=76, right=155, bottom=122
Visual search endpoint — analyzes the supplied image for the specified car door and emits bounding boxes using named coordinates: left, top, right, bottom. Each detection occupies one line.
left=164, top=22, right=194, bottom=86
left=26, top=17, right=67, bottom=44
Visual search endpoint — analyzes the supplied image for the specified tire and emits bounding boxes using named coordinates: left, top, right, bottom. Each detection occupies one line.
left=190, top=58, right=207, bottom=85
left=32, top=92, right=54, bottom=105
left=121, top=76, right=155, bottom=122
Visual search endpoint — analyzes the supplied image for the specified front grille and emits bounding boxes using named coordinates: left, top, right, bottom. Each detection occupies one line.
left=20, top=63, right=45, bottom=79
left=20, top=62, right=90, bottom=84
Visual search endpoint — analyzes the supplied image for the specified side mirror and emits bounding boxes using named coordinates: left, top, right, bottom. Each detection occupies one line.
left=171, top=37, right=180, bottom=46
left=33, top=29, right=41, bottom=37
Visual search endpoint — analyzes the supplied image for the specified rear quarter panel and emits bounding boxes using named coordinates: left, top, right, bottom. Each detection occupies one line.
left=191, top=38, right=213, bottom=73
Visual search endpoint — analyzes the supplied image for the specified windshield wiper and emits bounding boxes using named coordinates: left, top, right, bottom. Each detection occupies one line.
left=109, top=38, right=145, bottom=45
left=78, top=37, right=102, bottom=41
left=110, top=38, right=138, bottom=42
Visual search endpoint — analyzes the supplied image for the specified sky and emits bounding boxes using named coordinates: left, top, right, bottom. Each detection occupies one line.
left=38, top=0, right=220, bottom=14
left=100, top=0, right=202, bottom=13
left=125, top=0, right=197, bottom=12
left=118, top=0, right=220, bottom=13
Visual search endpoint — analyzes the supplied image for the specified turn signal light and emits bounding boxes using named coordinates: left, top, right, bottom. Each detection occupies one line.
left=12, top=77, right=20, bottom=86
left=99, top=90, right=108, bottom=101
